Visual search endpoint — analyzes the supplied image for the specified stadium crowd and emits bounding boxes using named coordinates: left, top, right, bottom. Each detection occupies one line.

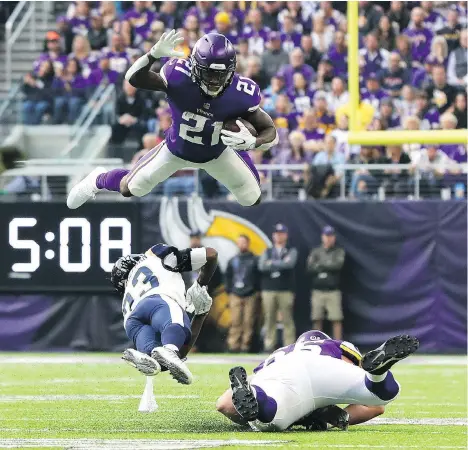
left=20, top=1, right=468, bottom=199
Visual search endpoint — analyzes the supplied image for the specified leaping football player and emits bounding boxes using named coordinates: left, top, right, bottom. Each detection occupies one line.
left=67, top=30, right=278, bottom=210
left=111, top=243, right=218, bottom=384
left=216, top=330, right=419, bottom=431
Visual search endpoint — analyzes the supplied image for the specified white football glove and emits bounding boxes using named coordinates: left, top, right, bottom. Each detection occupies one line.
left=221, top=120, right=257, bottom=151
left=185, top=281, right=212, bottom=315
left=150, top=29, right=185, bottom=59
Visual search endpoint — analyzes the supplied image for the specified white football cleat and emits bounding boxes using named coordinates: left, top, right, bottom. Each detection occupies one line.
left=122, top=349, right=161, bottom=376
left=67, top=167, right=107, bottom=209
left=151, top=346, right=193, bottom=385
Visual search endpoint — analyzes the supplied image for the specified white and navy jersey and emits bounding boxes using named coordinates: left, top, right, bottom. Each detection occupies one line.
left=122, top=245, right=207, bottom=325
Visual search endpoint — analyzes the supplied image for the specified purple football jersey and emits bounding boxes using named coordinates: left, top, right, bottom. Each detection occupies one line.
left=33, top=53, right=68, bottom=74
left=403, top=27, right=434, bottom=63
left=101, top=49, right=130, bottom=73
left=254, top=332, right=362, bottom=373
left=280, top=32, right=302, bottom=53
left=440, top=144, right=467, bottom=163
left=361, top=88, right=390, bottom=109
left=160, top=59, right=261, bottom=163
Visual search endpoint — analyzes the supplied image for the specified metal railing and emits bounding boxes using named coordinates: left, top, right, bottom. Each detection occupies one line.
left=61, top=84, right=116, bottom=157
left=0, top=82, right=22, bottom=133
left=5, top=1, right=36, bottom=89
left=0, top=162, right=466, bottom=202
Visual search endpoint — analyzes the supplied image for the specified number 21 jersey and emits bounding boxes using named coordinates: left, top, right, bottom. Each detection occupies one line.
left=160, top=58, right=261, bottom=163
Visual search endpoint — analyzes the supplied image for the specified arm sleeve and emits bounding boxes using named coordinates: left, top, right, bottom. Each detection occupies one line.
left=190, top=247, right=207, bottom=271
left=270, top=248, right=298, bottom=270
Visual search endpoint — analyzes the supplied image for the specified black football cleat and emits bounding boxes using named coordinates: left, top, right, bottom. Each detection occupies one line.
left=229, top=366, right=259, bottom=422
left=311, top=405, right=350, bottom=431
left=361, top=335, right=420, bottom=375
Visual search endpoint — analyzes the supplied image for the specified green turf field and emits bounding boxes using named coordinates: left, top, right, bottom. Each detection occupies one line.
left=0, top=354, right=466, bottom=449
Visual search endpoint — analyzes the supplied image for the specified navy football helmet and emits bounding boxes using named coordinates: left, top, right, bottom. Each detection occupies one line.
left=110, top=254, right=144, bottom=295
left=191, top=33, right=236, bottom=98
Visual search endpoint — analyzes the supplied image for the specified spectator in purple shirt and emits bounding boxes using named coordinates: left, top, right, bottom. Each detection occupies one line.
left=123, top=1, right=156, bottom=48
left=272, top=94, right=300, bottom=131
left=420, top=1, right=446, bottom=33
left=326, top=31, right=348, bottom=78
left=403, top=7, right=434, bottom=65
left=359, top=32, right=389, bottom=81
left=88, top=57, right=120, bottom=87
left=22, top=60, right=55, bottom=125
left=69, top=35, right=99, bottom=79
left=425, top=36, right=449, bottom=69
left=318, top=1, right=344, bottom=31
left=66, top=1, right=91, bottom=36
left=314, top=90, right=336, bottom=134
left=186, top=1, right=218, bottom=34
left=279, top=13, right=302, bottom=53
left=101, top=33, right=131, bottom=74
left=379, top=52, right=411, bottom=97
left=377, top=98, right=401, bottom=130
left=211, top=12, right=238, bottom=45
left=33, top=31, right=68, bottom=75
left=278, top=1, right=312, bottom=34
left=439, top=114, right=466, bottom=163
left=278, top=48, right=315, bottom=88
left=415, top=90, right=440, bottom=130
left=52, top=58, right=88, bottom=124
left=287, top=72, right=314, bottom=114
left=262, top=75, right=286, bottom=115
left=361, top=73, right=389, bottom=110
left=301, top=109, right=326, bottom=153
left=242, top=8, right=271, bottom=56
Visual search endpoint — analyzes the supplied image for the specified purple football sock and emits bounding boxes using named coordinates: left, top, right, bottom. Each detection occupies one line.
left=251, top=384, right=277, bottom=423
left=95, top=169, right=129, bottom=192
left=365, top=371, right=400, bottom=401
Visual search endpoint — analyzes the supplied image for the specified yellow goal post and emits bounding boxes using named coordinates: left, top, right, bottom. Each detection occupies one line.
left=346, top=1, right=468, bottom=146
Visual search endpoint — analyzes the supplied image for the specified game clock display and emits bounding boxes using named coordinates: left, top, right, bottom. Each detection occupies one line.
left=0, top=202, right=140, bottom=292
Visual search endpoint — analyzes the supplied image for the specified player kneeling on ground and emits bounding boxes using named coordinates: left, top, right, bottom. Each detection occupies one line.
left=216, top=330, right=419, bottom=431
left=111, top=243, right=218, bottom=384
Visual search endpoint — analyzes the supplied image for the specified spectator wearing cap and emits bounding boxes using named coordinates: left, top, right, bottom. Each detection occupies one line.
left=212, top=11, right=238, bottom=45
left=359, top=32, right=389, bottom=81
left=258, top=224, right=298, bottom=351
left=261, top=33, right=289, bottom=80
left=379, top=52, right=410, bottom=98
left=300, top=35, right=322, bottom=72
left=447, top=29, right=468, bottom=90
left=437, top=9, right=462, bottom=53
left=225, top=235, right=260, bottom=353
left=278, top=48, right=315, bottom=89
left=415, top=90, right=440, bottom=130
left=326, top=77, right=349, bottom=114
left=361, top=73, right=389, bottom=110
left=279, top=13, right=302, bottom=53
left=403, top=7, right=434, bottom=65
left=185, top=1, right=218, bottom=34
left=425, top=65, right=458, bottom=114
left=33, top=31, right=68, bottom=74
left=307, top=226, right=345, bottom=340
left=314, top=91, right=336, bottom=134
left=325, top=31, right=348, bottom=79
left=242, top=8, right=271, bottom=56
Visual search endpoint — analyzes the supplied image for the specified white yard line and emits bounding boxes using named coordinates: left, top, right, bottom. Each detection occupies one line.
left=0, top=394, right=198, bottom=402
left=363, top=418, right=468, bottom=426
left=0, top=354, right=466, bottom=365
left=0, top=439, right=287, bottom=449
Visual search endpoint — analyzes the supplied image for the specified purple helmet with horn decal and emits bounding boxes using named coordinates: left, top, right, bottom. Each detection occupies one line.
left=191, top=33, right=236, bottom=98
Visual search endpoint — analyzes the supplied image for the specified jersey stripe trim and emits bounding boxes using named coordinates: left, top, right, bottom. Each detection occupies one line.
left=340, top=343, right=362, bottom=364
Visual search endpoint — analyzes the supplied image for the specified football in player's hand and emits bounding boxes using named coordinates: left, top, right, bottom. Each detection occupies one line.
left=223, top=118, right=258, bottom=136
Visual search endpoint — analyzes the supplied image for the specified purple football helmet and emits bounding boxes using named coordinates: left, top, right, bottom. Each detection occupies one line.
left=297, top=330, right=331, bottom=343
left=191, top=33, right=236, bottom=98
